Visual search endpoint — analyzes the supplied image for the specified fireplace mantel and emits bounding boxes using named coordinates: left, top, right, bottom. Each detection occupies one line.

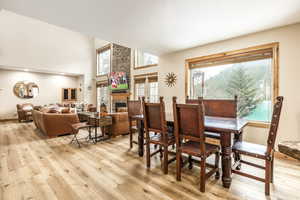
left=111, top=92, right=130, bottom=100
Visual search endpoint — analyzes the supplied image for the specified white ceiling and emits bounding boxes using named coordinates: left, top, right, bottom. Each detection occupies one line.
left=2, top=0, right=300, bottom=55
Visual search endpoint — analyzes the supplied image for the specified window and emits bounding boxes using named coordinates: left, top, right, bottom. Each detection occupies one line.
left=134, top=50, right=158, bottom=69
left=96, top=82, right=110, bottom=111
left=134, top=78, right=146, bottom=99
left=186, top=43, right=279, bottom=125
left=97, top=45, right=111, bottom=76
left=134, top=73, right=159, bottom=102
left=149, top=77, right=159, bottom=103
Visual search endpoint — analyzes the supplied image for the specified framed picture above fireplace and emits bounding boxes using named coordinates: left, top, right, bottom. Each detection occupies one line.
left=109, top=72, right=128, bottom=92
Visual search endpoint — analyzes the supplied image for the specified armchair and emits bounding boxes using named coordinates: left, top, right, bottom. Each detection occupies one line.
left=16, top=103, right=34, bottom=122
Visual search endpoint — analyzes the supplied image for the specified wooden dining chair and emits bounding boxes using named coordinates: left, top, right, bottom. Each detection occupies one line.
left=186, top=96, right=240, bottom=167
left=173, top=97, right=220, bottom=192
left=142, top=96, right=176, bottom=174
left=127, top=97, right=142, bottom=148
left=232, top=96, right=284, bottom=196
left=186, top=95, right=238, bottom=139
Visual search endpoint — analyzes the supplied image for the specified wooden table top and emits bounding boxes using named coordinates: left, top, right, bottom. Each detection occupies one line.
left=132, top=113, right=248, bottom=134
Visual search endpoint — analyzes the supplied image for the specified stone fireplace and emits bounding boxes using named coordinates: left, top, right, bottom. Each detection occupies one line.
left=96, top=43, right=131, bottom=113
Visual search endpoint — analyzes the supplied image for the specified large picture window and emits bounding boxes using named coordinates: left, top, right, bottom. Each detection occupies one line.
left=186, top=43, right=279, bottom=126
left=97, top=45, right=111, bottom=76
left=134, top=50, right=158, bottom=69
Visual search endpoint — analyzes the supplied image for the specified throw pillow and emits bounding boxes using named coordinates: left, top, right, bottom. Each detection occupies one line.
left=61, top=108, right=70, bottom=113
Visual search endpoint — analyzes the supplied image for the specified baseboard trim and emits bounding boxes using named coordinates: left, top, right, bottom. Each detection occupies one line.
left=0, top=118, right=18, bottom=122
left=274, top=151, right=299, bottom=162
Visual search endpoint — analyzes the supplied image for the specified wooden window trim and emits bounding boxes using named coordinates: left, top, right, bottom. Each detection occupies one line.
left=133, top=72, right=158, bottom=79
left=96, top=81, right=109, bottom=88
left=134, top=64, right=158, bottom=70
left=96, top=44, right=112, bottom=77
left=185, top=42, right=279, bottom=128
left=148, top=76, right=158, bottom=83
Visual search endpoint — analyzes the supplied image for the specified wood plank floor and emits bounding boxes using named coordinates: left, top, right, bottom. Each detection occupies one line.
left=1, top=121, right=300, bottom=200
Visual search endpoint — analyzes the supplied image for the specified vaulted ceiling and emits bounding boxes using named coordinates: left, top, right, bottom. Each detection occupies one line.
left=2, top=0, right=300, bottom=55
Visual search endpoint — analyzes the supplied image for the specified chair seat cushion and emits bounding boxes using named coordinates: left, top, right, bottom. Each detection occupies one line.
left=205, top=132, right=220, bottom=139
left=181, top=141, right=219, bottom=156
left=232, top=141, right=267, bottom=158
left=150, top=132, right=175, bottom=144
left=71, top=122, right=91, bottom=130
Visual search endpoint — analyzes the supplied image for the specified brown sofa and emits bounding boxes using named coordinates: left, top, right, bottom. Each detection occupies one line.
left=32, top=110, right=79, bottom=138
left=108, top=112, right=129, bottom=137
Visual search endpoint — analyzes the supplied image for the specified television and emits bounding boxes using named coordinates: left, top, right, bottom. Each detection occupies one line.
left=109, top=72, right=128, bottom=91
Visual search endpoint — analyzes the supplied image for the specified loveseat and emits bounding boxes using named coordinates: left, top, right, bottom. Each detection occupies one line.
left=32, top=110, right=79, bottom=138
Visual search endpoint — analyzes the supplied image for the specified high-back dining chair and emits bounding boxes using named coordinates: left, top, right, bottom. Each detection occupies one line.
left=173, top=97, right=220, bottom=192
left=232, top=96, right=284, bottom=196
left=186, top=96, right=238, bottom=139
left=186, top=96, right=237, bottom=117
left=142, top=96, right=176, bottom=174
left=127, top=97, right=142, bottom=148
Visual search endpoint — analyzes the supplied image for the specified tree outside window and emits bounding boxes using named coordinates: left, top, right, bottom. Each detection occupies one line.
left=191, top=59, right=272, bottom=122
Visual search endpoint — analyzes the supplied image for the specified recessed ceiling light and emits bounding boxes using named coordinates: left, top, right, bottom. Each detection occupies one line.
left=24, top=69, right=29, bottom=72
left=60, top=73, right=65, bottom=75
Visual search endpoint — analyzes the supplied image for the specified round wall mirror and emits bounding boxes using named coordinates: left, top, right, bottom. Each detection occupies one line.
left=13, top=81, right=39, bottom=99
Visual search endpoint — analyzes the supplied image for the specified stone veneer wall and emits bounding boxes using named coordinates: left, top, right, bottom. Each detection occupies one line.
left=110, top=44, right=131, bottom=112
left=111, top=44, right=131, bottom=89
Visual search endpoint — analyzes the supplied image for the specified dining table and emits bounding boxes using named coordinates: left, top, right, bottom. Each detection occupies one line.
left=131, top=113, right=248, bottom=189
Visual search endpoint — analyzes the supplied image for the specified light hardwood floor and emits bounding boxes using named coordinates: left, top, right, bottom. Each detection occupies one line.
left=0, top=121, right=300, bottom=200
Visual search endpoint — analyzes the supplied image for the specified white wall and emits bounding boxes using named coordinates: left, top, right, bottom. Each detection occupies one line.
left=0, top=10, right=96, bottom=104
left=0, top=69, right=79, bottom=120
left=159, top=23, right=300, bottom=146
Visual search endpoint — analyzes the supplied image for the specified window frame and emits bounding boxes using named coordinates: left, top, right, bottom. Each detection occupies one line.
left=148, top=77, right=159, bottom=103
left=96, top=81, right=110, bottom=112
left=133, top=50, right=159, bottom=70
left=96, top=44, right=112, bottom=77
left=185, top=43, right=279, bottom=128
left=134, top=72, right=158, bottom=101
left=134, top=81, right=146, bottom=100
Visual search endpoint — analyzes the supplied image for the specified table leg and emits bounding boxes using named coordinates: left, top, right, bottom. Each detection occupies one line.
left=137, top=119, right=144, bottom=157
left=234, top=131, right=243, bottom=170
left=94, top=125, right=98, bottom=143
left=220, top=133, right=232, bottom=188
left=106, top=125, right=112, bottom=139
